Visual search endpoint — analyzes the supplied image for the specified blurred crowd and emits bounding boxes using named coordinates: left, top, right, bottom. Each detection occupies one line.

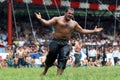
left=0, top=22, right=120, bottom=68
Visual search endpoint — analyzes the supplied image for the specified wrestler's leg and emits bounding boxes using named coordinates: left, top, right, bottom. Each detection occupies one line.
left=40, top=41, right=59, bottom=76
left=57, top=44, right=70, bottom=75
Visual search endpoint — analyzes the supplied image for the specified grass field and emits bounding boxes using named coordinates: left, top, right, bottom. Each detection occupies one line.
left=0, top=66, right=120, bottom=80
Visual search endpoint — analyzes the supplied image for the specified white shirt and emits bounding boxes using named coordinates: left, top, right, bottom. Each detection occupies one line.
left=88, top=49, right=97, bottom=57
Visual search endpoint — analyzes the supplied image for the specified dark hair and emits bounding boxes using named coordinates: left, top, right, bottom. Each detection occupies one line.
left=65, top=7, right=74, bottom=12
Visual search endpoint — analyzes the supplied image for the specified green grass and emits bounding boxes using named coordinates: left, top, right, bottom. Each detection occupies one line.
left=0, top=66, right=120, bottom=80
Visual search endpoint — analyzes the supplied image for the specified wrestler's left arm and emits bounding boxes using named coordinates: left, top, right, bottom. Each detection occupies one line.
left=74, top=22, right=103, bottom=34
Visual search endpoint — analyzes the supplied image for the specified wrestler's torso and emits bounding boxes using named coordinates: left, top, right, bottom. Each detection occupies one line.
left=53, top=16, right=76, bottom=40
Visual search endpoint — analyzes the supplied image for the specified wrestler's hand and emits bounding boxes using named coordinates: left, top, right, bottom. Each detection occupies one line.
left=94, top=26, right=103, bottom=32
left=34, top=12, right=42, bottom=20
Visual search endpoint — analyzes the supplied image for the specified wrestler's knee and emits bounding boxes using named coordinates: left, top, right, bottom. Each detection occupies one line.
left=45, top=60, right=53, bottom=67
left=57, top=59, right=68, bottom=69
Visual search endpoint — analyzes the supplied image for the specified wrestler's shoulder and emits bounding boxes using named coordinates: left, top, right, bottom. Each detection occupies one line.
left=70, top=20, right=78, bottom=24
left=73, top=20, right=79, bottom=25
left=52, top=16, right=63, bottom=20
left=53, top=16, right=63, bottom=18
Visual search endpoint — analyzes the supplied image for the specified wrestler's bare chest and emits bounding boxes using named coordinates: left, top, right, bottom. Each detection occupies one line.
left=55, top=19, right=75, bottom=33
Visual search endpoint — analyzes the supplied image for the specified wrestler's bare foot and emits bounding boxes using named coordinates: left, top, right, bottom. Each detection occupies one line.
left=40, top=66, right=49, bottom=76
left=56, top=68, right=64, bottom=76
left=40, top=71, right=47, bottom=76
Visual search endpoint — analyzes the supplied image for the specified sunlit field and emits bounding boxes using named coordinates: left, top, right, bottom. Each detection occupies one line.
left=0, top=66, right=120, bottom=80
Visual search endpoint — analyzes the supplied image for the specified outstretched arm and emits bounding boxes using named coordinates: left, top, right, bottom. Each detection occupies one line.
left=35, top=12, right=56, bottom=26
left=75, top=22, right=103, bottom=34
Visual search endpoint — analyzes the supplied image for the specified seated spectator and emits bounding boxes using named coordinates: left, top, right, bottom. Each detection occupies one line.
left=25, top=53, right=32, bottom=67
left=0, top=60, right=2, bottom=68
left=81, top=58, right=88, bottom=67
left=106, top=58, right=112, bottom=66
left=116, top=60, right=120, bottom=66
left=88, top=58, right=94, bottom=67
left=34, top=56, right=42, bottom=67
left=94, top=59, right=102, bottom=67
left=2, top=59, right=8, bottom=68
left=13, top=54, right=19, bottom=68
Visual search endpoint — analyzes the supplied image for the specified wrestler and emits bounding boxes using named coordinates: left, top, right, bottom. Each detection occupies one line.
left=35, top=7, right=103, bottom=76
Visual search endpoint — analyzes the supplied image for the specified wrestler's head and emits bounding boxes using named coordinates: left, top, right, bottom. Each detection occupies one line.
left=64, top=7, right=74, bottom=21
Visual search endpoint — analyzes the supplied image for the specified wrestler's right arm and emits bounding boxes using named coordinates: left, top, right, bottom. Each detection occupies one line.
left=35, top=12, right=57, bottom=26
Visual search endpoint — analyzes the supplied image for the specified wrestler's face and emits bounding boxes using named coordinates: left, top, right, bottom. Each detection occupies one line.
left=65, top=10, right=74, bottom=21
